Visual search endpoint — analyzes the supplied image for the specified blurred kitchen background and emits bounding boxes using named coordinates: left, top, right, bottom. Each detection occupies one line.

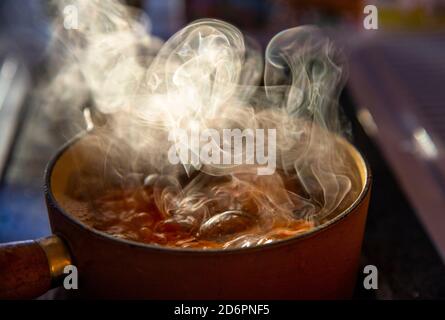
left=0, top=0, right=444, bottom=299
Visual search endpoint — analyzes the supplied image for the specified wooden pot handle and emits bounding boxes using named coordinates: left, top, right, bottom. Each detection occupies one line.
left=0, top=235, right=72, bottom=299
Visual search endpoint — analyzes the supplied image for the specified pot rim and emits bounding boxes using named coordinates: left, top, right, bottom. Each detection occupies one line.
left=44, top=131, right=372, bottom=255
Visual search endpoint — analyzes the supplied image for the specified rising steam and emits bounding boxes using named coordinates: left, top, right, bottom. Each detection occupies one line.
left=43, top=0, right=359, bottom=248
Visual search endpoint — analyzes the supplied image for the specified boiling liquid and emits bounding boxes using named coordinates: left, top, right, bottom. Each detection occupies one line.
left=65, top=171, right=323, bottom=249
left=88, top=186, right=313, bottom=249
left=63, top=159, right=361, bottom=249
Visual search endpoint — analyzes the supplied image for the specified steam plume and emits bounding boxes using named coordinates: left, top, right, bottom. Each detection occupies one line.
left=43, top=0, right=359, bottom=248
